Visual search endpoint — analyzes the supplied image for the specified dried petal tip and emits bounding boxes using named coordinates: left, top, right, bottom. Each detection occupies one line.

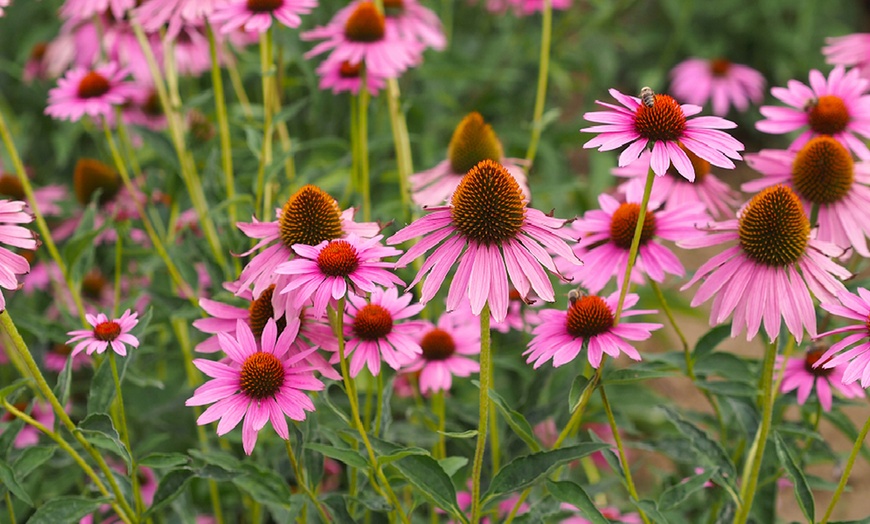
left=447, top=112, right=504, bottom=174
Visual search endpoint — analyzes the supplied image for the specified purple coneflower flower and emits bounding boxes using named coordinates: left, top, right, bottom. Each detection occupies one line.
left=582, top=87, right=744, bottom=181
left=563, top=193, right=708, bottom=293
left=777, top=346, right=864, bottom=411
left=614, top=147, right=739, bottom=219
left=209, top=0, right=316, bottom=33
left=744, top=136, right=870, bottom=256
left=524, top=291, right=661, bottom=369
left=340, top=286, right=425, bottom=377
left=44, top=343, right=91, bottom=372
left=44, top=63, right=134, bottom=123
left=66, top=309, right=140, bottom=357
left=316, top=58, right=387, bottom=95
left=0, top=200, right=37, bottom=310
left=187, top=319, right=324, bottom=455
left=669, top=58, right=765, bottom=116
left=680, top=185, right=849, bottom=342
left=814, top=288, right=870, bottom=387
left=388, top=159, right=580, bottom=323
left=381, top=0, right=446, bottom=51
left=756, top=66, right=870, bottom=159
left=0, top=400, right=54, bottom=448
left=409, top=112, right=529, bottom=207
left=401, top=307, right=480, bottom=394
left=275, top=234, right=404, bottom=318
left=824, top=34, right=870, bottom=80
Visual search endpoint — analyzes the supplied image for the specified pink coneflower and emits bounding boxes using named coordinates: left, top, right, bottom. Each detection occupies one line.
left=582, top=87, right=744, bottom=181
left=60, top=0, right=136, bottom=20
left=744, top=136, right=870, bottom=256
left=0, top=200, right=37, bottom=310
left=45, top=63, right=134, bottom=123
left=559, top=504, right=642, bottom=524
left=315, top=57, right=387, bottom=96
left=66, top=310, right=140, bottom=357
left=563, top=193, right=708, bottom=293
left=0, top=172, right=67, bottom=216
left=756, top=66, right=870, bottom=160
left=135, top=0, right=229, bottom=37
left=614, top=147, right=739, bottom=219
left=1, top=400, right=54, bottom=448
left=409, top=112, right=530, bottom=207
left=382, top=0, right=446, bottom=51
left=340, top=286, right=425, bottom=377
left=187, top=319, right=324, bottom=455
left=275, top=234, right=403, bottom=319
left=235, top=184, right=379, bottom=312
left=680, top=185, right=849, bottom=342
left=194, top=283, right=340, bottom=379
left=813, top=288, right=870, bottom=387
left=388, top=160, right=580, bottom=323
left=401, top=307, right=480, bottom=393
left=777, top=346, right=864, bottom=411
left=669, top=58, right=765, bottom=116
left=823, top=34, right=870, bottom=80
left=491, top=289, right=539, bottom=333
left=44, top=343, right=91, bottom=372
left=524, top=291, right=661, bottom=369
left=0, top=0, right=8, bottom=17
left=209, top=0, right=316, bottom=33
left=123, top=85, right=167, bottom=131
left=302, top=1, right=421, bottom=80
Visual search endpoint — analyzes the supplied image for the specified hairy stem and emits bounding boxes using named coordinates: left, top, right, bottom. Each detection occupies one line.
left=469, top=303, right=492, bottom=524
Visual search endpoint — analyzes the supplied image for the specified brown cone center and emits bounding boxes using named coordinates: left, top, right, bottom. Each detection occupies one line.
left=352, top=304, right=394, bottom=340
left=316, top=240, right=360, bottom=277
left=807, top=95, right=850, bottom=136
left=278, top=185, right=344, bottom=250
left=77, top=71, right=111, bottom=99
left=609, top=203, right=657, bottom=249
left=738, top=185, right=809, bottom=266
left=634, top=94, right=687, bottom=143
left=344, top=2, right=385, bottom=42
left=0, top=175, right=25, bottom=200
left=94, top=321, right=122, bottom=342
left=420, top=328, right=456, bottom=361
left=447, top=112, right=504, bottom=174
left=450, top=160, right=525, bottom=245
left=565, top=295, right=614, bottom=339
left=791, top=136, right=854, bottom=204
left=239, top=352, right=285, bottom=400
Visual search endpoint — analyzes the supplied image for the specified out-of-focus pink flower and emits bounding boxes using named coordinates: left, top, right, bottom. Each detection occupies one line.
left=777, top=346, right=864, bottom=411
left=1, top=400, right=56, bottom=448
left=45, top=63, right=135, bottom=123
left=669, top=58, right=765, bottom=116
left=824, top=34, right=870, bottom=79
left=401, top=306, right=479, bottom=394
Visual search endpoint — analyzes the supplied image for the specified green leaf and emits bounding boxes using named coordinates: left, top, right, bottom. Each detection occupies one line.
left=379, top=446, right=430, bottom=466
left=53, top=356, right=73, bottom=406
left=368, top=436, right=461, bottom=517
left=188, top=448, right=241, bottom=472
left=695, top=380, right=755, bottom=398
left=438, top=429, right=478, bottom=439
left=305, top=442, right=368, bottom=469
left=26, top=496, right=110, bottom=524
left=143, top=468, right=194, bottom=517
left=488, top=388, right=541, bottom=452
left=693, top=324, right=732, bottom=359
left=568, top=374, right=593, bottom=412
left=321, top=384, right=351, bottom=426
left=13, top=445, right=56, bottom=479
left=603, top=368, right=676, bottom=384
left=774, top=432, right=815, bottom=523
left=546, top=480, right=609, bottom=524
left=138, top=452, right=190, bottom=469
left=87, top=353, right=130, bottom=414
left=322, top=494, right=356, bottom=524
left=824, top=410, right=870, bottom=462
left=658, top=469, right=715, bottom=510
left=0, top=459, right=32, bottom=505
left=438, top=457, right=468, bottom=477
left=75, top=413, right=131, bottom=467
left=232, top=463, right=294, bottom=508
left=482, top=443, right=609, bottom=504
left=0, top=377, right=29, bottom=400
left=633, top=499, right=671, bottom=524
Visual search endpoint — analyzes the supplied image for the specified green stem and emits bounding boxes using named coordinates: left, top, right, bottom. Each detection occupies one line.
left=734, top=338, right=779, bottom=524
left=285, top=439, right=332, bottom=523
left=374, top=371, right=384, bottom=437
left=110, top=352, right=143, bottom=518
left=0, top=109, right=88, bottom=326
left=332, top=299, right=410, bottom=524
left=821, top=406, right=870, bottom=523
left=4, top=490, right=14, bottom=524
left=113, top=233, right=123, bottom=318
left=0, top=312, right=136, bottom=522
left=489, top=354, right=500, bottom=474
left=385, top=78, right=414, bottom=223
left=600, top=386, right=650, bottom=524
left=206, top=22, right=237, bottom=226
left=433, top=390, right=446, bottom=459
left=359, top=67, right=372, bottom=222
left=614, top=166, right=655, bottom=322
left=810, top=203, right=819, bottom=228
left=255, top=29, right=275, bottom=218
left=524, top=0, right=552, bottom=167
left=469, top=303, right=492, bottom=524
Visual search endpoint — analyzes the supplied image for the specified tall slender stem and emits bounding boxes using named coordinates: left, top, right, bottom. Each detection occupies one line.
left=614, top=167, right=655, bottom=322
left=433, top=390, right=446, bottom=459
left=489, top=354, right=500, bottom=474
left=4, top=491, right=15, bottom=524
left=255, top=29, right=275, bottom=218
left=469, top=303, right=492, bottom=524
left=206, top=22, right=237, bottom=226
left=734, top=338, right=779, bottom=524
left=524, top=0, right=552, bottom=167
left=600, top=386, right=650, bottom=524
left=285, top=439, right=332, bottom=523
left=358, top=67, right=372, bottom=222
left=821, top=406, right=870, bottom=523
left=110, top=352, right=143, bottom=518
left=113, top=233, right=123, bottom=318
left=385, top=79, right=414, bottom=222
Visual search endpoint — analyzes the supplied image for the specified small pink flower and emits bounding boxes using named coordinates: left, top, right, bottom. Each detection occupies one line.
left=275, top=234, right=404, bottom=319
left=0, top=200, right=37, bottom=310
left=340, top=287, right=425, bottom=377
left=669, top=58, right=765, bottom=116
left=45, top=63, right=134, bottom=123
left=382, top=0, right=446, bottom=51
left=582, top=87, right=744, bottom=181
left=209, top=0, right=316, bottom=34
left=315, top=57, right=387, bottom=95
left=401, top=307, right=480, bottom=393
left=756, top=66, right=870, bottom=160
left=66, top=309, right=140, bottom=357
left=778, top=346, right=864, bottom=411
left=1, top=400, right=55, bottom=448
left=44, top=343, right=91, bottom=372
left=814, top=288, right=870, bottom=387
left=564, top=193, right=708, bottom=293
left=187, top=319, right=324, bottom=455
left=524, top=292, right=661, bottom=369
left=823, top=34, right=870, bottom=79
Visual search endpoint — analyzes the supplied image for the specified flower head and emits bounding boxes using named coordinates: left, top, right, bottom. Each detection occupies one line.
left=316, top=57, right=387, bottom=95
left=45, top=63, right=134, bottom=123
left=756, top=66, right=870, bottom=159
left=66, top=309, right=140, bottom=357
left=564, top=193, right=708, bottom=293
left=823, top=34, right=870, bottom=79
left=401, top=307, right=480, bottom=393
left=1, top=400, right=55, bottom=449
left=0, top=200, right=37, bottom=309
left=44, top=343, right=91, bottom=372
left=0, top=173, right=67, bottom=217
left=777, top=345, right=864, bottom=411
left=410, top=112, right=530, bottom=207
left=813, top=288, right=870, bottom=388
left=187, top=319, right=324, bottom=455
left=275, top=234, right=403, bottom=318
left=744, top=137, right=870, bottom=256
left=381, top=0, right=446, bottom=51
left=582, top=87, right=744, bottom=181
left=669, top=58, right=765, bottom=116
left=680, top=185, right=849, bottom=342
left=209, top=0, right=317, bottom=34
left=388, top=159, right=580, bottom=322
left=524, top=291, right=661, bottom=369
